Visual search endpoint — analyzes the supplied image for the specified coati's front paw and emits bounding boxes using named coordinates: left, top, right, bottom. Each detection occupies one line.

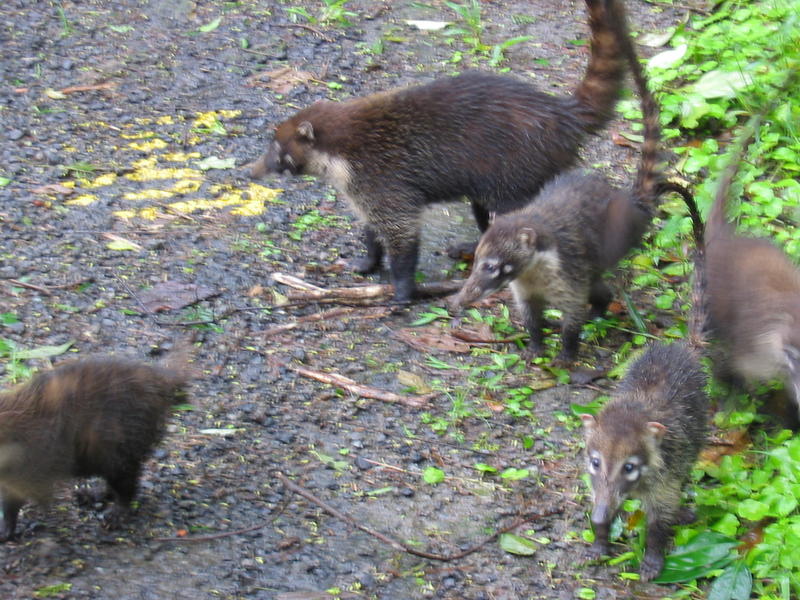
left=639, top=551, right=665, bottom=582
left=675, top=506, right=697, bottom=526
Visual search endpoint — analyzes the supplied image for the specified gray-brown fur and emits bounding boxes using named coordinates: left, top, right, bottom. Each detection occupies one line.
left=581, top=342, right=708, bottom=581
left=580, top=158, right=709, bottom=581
left=251, top=0, right=629, bottom=302
left=450, top=9, right=686, bottom=362
left=0, top=356, right=189, bottom=541
left=705, top=113, right=800, bottom=416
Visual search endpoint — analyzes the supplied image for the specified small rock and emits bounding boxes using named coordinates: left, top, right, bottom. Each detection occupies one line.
left=354, top=455, right=372, bottom=470
left=7, top=129, right=24, bottom=141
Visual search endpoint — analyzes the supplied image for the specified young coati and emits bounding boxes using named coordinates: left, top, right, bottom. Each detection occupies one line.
left=449, top=13, right=694, bottom=363
left=581, top=212, right=709, bottom=582
left=581, top=341, right=709, bottom=581
left=704, top=113, right=800, bottom=417
left=0, top=354, right=190, bottom=541
left=250, top=0, right=631, bottom=302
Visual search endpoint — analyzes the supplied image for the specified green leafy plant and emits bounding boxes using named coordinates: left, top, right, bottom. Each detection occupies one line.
left=289, top=209, right=344, bottom=240
left=286, top=0, right=356, bottom=27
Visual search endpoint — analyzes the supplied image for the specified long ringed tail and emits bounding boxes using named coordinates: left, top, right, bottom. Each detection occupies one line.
left=575, top=0, right=629, bottom=133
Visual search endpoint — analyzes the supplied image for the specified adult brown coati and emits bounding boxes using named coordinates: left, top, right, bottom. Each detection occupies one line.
left=450, top=14, right=698, bottom=363
left=0, top=353, right=190, bottom=541
left=250, top=0, right=630, bottom=302
left=581, top=218, right=709, bottom=581
left=704, top=113, right=800, bottom=417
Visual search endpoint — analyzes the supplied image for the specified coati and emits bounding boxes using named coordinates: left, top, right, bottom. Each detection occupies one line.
left=0, top=354, right=189, bottom=541
left=582, top=200, right=709, bottom=582
left=704, top=113, right=800, bottom=417
left=250, top=0, right=630, bottom=302
left=581, top=341, right=709, bottom=581
left=449, top=12, right=695, bottom=363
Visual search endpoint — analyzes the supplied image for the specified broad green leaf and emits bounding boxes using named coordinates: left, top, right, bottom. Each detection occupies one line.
left=474, top=462, right=498, bottom=473
left=198, top=17, right=221, bottom=33
left=0, top=177, right=10, bottom=187
left=737, top=499, right=769, bottom=521
left=708, top=561, right=752, bottom=600
left=108, top=25, right=134, bottom=33
left=499, top=533, right=537, bottom=556
left=13, top=341, right=73, bottom=360
left=500, top=468, right=529, bottom=480
left=653, top=531, right=738, bottom=584
left=422, top=466, right=445, bottom=484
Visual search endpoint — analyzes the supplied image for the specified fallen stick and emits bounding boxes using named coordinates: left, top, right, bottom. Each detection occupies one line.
left=276, top=471, right=563, bottom=562
left=263, top=306, right=394, bottom=338
left=4, top=279, right=53, bottom=295
left=285, top=363, right=432, bottom=409
left=271, top=272, right=464, bottom=304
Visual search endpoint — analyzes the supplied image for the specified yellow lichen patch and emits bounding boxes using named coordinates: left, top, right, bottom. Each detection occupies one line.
left=114, top=209, right=136, bottom=219
left=135, top=117, right=153, bottom=126
left=65, top=194, right=98, bottom=206
left=121, top=131, right=156, bottom=140
left=82, top=173, right=118, bottom=189
left=62, top=181, right=77, bottom=189
left=123, top=189, right=175, bottom=201
left=125, top=167, right=202, bottom=182
left=132, top=156, right=159, bottom=170
left=122, top=179, right=202, bottom=201
left=155, top=115, right=175, bottom=125
left=162, top=151, right=202, bottom=162
left=193, top=109, right=241, bottom=130
left=128, top=138, right=168, bottom=152
left=62, top=145, right=77, bottom=153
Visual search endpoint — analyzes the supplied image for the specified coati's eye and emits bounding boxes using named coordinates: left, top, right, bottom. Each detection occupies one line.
left=590, top=457, right=600, bottom=470
left=623, top=462, right=635, bottom=473
left=483, top=262, right=500, bottom=275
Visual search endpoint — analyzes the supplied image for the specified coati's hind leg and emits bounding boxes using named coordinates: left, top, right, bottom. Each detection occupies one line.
left=351, top=226, right=384, bottom=274
left=640, top=517, right=671, bottom=582
left=386, top=236, right=421, bottom=304
left=102, top=466, right=141, bottom=529
left=0, top=492, right=24, bottom=541
left=589, top=279, right=613, bottom=320
left=514, top=292, right=547, bottom=360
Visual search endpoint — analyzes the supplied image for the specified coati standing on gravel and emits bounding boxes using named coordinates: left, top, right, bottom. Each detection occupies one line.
left=581, top=214, right=709, bottom=582
left=704, top=113, right=800, bottom=417
left=250, top=0, right=630, bottom=302
left=450, top=11, right=698, bottom=363
left=0, top=354, right=189, bottom=541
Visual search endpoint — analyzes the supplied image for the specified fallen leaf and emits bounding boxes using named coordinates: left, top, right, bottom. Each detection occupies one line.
left=103, top=233, right=143, bottom=251
left=700, top=429, right=751, bottom=464
left=394, top=326, right=471, bottom=353
left=247, top=284, right=265, bottom=297
left=32, top=183, right=74, bottom=195
left=397, top=370, right=433, bottom=394
left=247, top=67, right=316, bottom=94
left=44, top=88, right=67, bottom=100
left=611, top=130, right=640, bottom=148
left=197, top=17, right=222, bottom=33
left=405, top=19, right=451, bottom=31
left=139, top=280, right=218, bottom=313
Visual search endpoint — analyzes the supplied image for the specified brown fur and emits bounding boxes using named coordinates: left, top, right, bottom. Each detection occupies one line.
left=581, top=342, right=708, bottom=581
left=705, top=114, right=800, bottom=415
left=449, top=6, right=701, bottom=363
left=252, top=0, right=629, bottom=302
left=0, top=355, right=189, bottom=540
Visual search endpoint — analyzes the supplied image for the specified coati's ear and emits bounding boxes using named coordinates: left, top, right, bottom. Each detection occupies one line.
left=580, top=413, right=597, bottom=430
left=489, top=211, right=497, bottom=225
left=646, top=421, right=667, bottom=440
left=518, top=227, right=537, bottom=249
left=296, top=121, right=315, bottom=141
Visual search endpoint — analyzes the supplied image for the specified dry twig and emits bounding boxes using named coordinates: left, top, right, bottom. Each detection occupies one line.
left=276, top=471, right=563, bottom=561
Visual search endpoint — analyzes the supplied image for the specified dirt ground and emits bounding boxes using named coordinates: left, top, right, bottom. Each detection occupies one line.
left=1, top=1, right=689, bottom=598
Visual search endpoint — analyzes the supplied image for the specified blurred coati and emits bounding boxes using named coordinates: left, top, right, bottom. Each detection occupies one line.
left=250, top=0, right=631, bottom=302
left=704, top=113, right=800, bottom=417
left=0, top=353, right=189, bottom=541
left=581, top=210, right=709, bottom=582
left=450, top=14, right=700, bottom=363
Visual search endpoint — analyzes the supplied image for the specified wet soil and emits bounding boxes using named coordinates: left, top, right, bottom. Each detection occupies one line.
left=1, top=1, right=687, bottom=598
